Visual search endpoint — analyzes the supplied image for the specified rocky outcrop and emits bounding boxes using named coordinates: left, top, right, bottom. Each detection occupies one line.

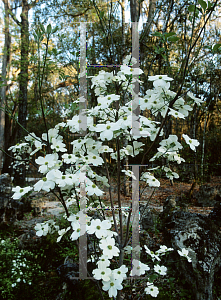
left=194, top=184, right=221, bottom=207
left=160, top=197, right=221, bottom=300
left=0, top=173, right=22, bottom=224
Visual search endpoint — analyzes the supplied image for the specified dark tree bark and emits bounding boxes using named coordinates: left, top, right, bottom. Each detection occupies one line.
left=130, top=0, right=140, bottom=23
left=0, top=0, right=11, bottom=174
left=9, top=0, right=30, bottom=186
left=17, top=0, right=29, bottom=141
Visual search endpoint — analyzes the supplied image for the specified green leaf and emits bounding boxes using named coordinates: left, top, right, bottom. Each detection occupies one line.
left=207, top=0, right=213, bottom=10
left=188, top=4, right=196, bottom=12
left=198, top=0, right=207, bottom=10
left=52, top=48, right=57, bottom=55
left=39, top=23, right=45, bottom=33
left=100, top=11, right=104, bottom=19
left=164, top=32, right=176, bottom=38
left=168, top=36, right=179, bottom=42
left=152, top=32, right=162, bottom=37
left=33, top=33, right=38, bottom=42
left=212, top=43, right=221, bottom=52
left=52, top=26, right=59, bottom=34
left=47, top=24, right=52, bottom=35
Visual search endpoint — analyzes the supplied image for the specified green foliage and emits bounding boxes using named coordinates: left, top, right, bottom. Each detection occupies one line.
left=0, top=238, right=45, bottom=300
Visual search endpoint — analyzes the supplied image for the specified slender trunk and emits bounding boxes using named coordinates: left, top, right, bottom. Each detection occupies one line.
left=120, top=0, right=129, bottom=196
left=130, top=0, right=140, bottom=23
left=201, top=107, right=208, bottom=181
left=17, top=0, right=29, bottom=141
left=0, top=0, right=11, bottom=173
left=14, top=0, right=29, bottom=186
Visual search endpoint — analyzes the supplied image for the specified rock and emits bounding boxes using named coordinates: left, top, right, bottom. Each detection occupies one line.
left=194, top=184, right=221, bottom=207
left=208, top=194, right=221, bottom=227
left=161, top=208, right=221, bottom=300
left=0, top=173, right=16, bottom=224
left=140, top=203, right=159, bottom=231
left=57, top=258, right=96, bottom=298
left=18, top=229, right=42, bottom=249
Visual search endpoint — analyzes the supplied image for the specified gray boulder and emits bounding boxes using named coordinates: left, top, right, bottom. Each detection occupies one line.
left=0, top=173, right=19, bottom=224
left=194, top=184, right=221, bottom=207
left=161, top=205, right=221, bottom=300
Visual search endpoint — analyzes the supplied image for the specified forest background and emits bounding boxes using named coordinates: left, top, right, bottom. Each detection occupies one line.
left=0, top=0, right=221, bottom=185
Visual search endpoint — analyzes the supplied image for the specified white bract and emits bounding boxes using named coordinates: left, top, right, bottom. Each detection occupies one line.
left=178, top=248, right=192, bottom=262
left=130, top=259, right=150, bottom=276
left=12, top=186, right=32, bottom=199
left=145, top=283, right=159, bottom=297
left=182, top=134, right=200, bottom=152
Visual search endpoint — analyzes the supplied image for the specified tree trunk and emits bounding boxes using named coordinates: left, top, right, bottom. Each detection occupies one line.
left=17, top=0, right=29, bottom=141
left=0, top=0, right=11, bottom=174
left=130, top=0, right=140, bottom=23
left=14, top=0, right=29, bottom=186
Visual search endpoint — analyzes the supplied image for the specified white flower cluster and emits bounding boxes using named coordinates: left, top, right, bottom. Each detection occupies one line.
left=11, top=56, right=200, bottom=298
left=34, top=219, right=59, bottom=236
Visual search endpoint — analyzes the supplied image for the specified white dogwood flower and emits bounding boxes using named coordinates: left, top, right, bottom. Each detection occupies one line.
left=182, top=134, right=199, bottom=151
left=99, top=236, right=120, bottom=259
left=102, top=274, right=123, bottom=298
left=145, top=283, right=159, bottom=297
left=12, top=186, right=32, bottom=199
left=177, top=248, right=192, bottom=262
left=130, top=259, right=150, bottom=276
left=87, top=219, right=111, bottom=238
left=154, top=264, right=167, bottom=275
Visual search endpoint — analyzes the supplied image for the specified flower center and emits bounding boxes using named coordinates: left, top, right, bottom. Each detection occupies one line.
left=107, top=245, right=112, bottom=250
left=42, top=177, right=47, bottom=182
left=101, top=271, right=105, bottom=275
left=92, top=184, right=96, bottom=188
left=68, top=155, right=72, bottom=159
left=93, top=156, right=96, bottom=159
left=62, top=176, right=65, bottom=180
left=110, top=282, right=114, bottom=287
left=45, top=162, right=48, bottom=165
left=77, top=228, right=81, bottom=232
left=106, top=125, right=111, bottom=130
left=108, top=97, right=111, bottom=100
left=20, top=189, right=24, bottom=193
left=96, top=226, right=101, bottom=230
left=159, top=76, right=162, bottom=79
left=78, top=120, right=82, bottom=123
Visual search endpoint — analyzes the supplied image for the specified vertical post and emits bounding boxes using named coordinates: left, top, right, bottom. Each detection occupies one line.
left=132, top=22, right=140, bottom=137
left=131, top=165, right=140, bottom=272
left=79, top=22, right=87, bottom=133
left=79, top=23, right=87, bottom=278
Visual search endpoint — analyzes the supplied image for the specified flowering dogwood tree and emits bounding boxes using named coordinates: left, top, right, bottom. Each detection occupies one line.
left=9, top=55, right=199, bottom=299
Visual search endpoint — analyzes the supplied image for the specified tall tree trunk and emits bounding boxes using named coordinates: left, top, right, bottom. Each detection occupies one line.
left=130, top=0, right=140, bottom=23
left=14, top=0, right=29, bottom=185
left=17, top=0, right=29, bottom=141
left=0, top=0, right=11, bottom=174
